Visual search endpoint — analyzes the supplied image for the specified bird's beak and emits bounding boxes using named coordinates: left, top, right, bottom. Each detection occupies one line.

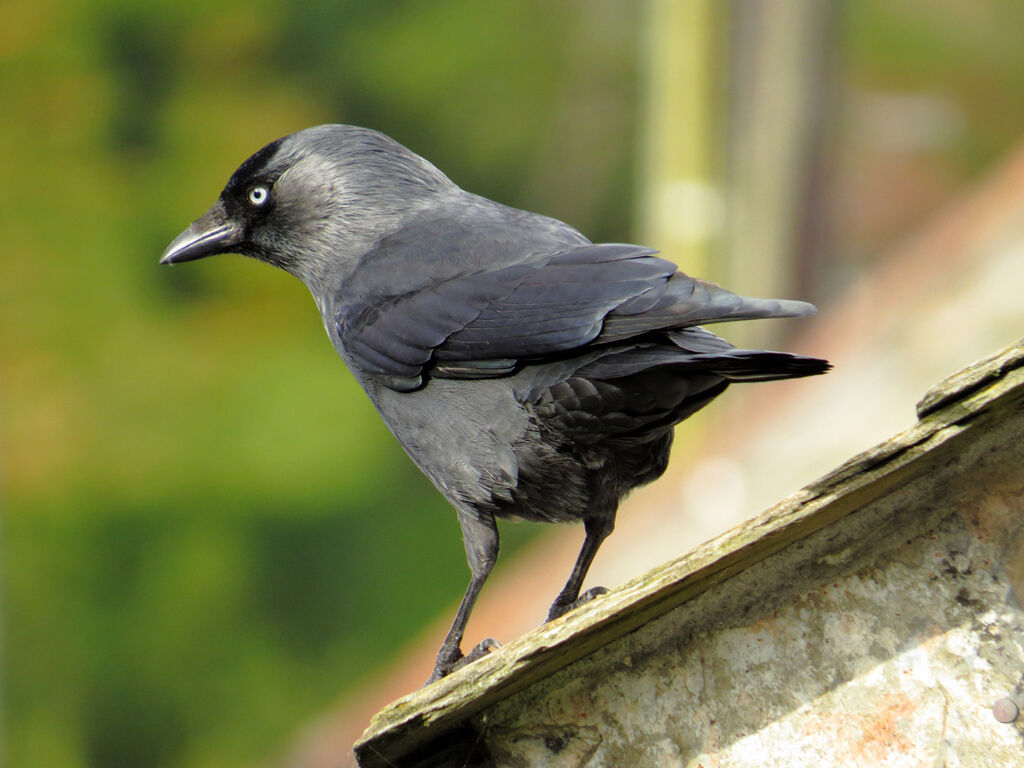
left=160, top=201, right=242, bottom=265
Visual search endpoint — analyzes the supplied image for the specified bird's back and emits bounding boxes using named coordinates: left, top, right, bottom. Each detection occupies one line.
left=320, top=193, right=827, bottom=524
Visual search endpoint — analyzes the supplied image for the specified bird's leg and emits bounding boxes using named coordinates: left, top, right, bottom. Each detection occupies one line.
left=428, top=509, right=500, bottom=683
left=547, top=512, right=615, bottom=622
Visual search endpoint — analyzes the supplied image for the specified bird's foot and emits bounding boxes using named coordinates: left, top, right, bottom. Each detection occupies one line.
left=546, top=586, right=609, bottom=622
left=426, top=637, right=501, bottom=684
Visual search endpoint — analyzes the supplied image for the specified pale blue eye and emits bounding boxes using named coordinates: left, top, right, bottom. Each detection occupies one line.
left=248, top=185, right=269, bottom=206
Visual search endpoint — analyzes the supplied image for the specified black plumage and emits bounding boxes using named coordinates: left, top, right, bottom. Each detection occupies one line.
left=161, top=125, right=830, bottom=682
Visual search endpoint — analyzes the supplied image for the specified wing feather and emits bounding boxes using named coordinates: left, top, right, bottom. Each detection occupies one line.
left=337, top=240, right=816, bottom=391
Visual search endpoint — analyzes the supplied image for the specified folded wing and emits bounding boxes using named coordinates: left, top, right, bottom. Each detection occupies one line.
left=338, top=242, right=816, bottom=391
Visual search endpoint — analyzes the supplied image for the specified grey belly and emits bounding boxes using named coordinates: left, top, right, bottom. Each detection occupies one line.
left=368, top=372, right=674, bottom=525
left=370, top=376, right=532, bottom=513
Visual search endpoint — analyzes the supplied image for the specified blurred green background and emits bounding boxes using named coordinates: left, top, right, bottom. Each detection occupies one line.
left=4, top=1, right=1024, bottom=766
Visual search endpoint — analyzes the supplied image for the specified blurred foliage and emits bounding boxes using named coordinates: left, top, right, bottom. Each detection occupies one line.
left=844, top=0, right=1024, bottom=172
left=1, top=1, right=639, bottom=767
left=4, top=1, right=1024, bottom=767
left=834, top=0, right=1024, bottom=267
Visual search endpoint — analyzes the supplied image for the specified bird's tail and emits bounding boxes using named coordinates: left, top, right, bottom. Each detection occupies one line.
left=664, top=327, right=830, bottom=382
left=567, top=327, right=831, bottom=384
left=698, top=350, right=832, bottom=382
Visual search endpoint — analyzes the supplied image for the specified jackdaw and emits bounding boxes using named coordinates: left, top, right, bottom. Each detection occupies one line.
left=161, top=125, right=830, bottom=682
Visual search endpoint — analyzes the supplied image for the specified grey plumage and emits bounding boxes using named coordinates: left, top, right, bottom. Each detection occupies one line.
left=161, top=124, right=830, bottom=682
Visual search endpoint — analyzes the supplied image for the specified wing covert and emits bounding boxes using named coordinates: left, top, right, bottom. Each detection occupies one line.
left=338, top=243, right=669, bottom=390
left=337, top=239, right=817, bottom=392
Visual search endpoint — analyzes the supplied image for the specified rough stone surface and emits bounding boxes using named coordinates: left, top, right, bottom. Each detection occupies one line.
left=482, top=412, right=1024, bottom=767
left=354, top=339, right=1024, bottom=767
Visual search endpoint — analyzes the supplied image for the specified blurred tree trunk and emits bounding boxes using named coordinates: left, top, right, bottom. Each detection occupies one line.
left=638, top=0, right=723, bottom=282
left=637, top=0, right=837, bottom=459
left=722, top=0, right=838, bottom=346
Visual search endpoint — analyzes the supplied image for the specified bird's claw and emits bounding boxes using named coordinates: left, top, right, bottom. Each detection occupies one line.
left=427, top=637, right=501, bottom=684
left=546, top=585, right=609, bottom=622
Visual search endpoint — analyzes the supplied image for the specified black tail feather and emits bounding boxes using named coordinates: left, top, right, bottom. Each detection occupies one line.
left=560, top=326, right=830, bottom=384
left=709, top=351, right=832, bottom=382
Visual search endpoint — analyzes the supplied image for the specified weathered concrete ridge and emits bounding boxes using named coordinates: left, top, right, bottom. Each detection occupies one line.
left=355, top=338, right=1024, bottom=767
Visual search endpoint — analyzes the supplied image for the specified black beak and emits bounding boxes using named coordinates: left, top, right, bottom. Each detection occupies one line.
left=160, top=201, right=242, bottom=265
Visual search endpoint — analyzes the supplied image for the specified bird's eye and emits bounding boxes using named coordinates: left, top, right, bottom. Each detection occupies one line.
left=247, top=185, right=270, bottom=207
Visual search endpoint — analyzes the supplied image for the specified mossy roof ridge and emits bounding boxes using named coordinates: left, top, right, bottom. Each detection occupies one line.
left=355, top=337, right=1024, bottom=767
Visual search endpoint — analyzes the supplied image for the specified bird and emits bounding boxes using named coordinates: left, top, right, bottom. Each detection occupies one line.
left=161, top=124, right=830, bottom=683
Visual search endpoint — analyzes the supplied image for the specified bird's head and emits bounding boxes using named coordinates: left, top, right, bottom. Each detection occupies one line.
left=160, top=124, right=455, bottom=288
